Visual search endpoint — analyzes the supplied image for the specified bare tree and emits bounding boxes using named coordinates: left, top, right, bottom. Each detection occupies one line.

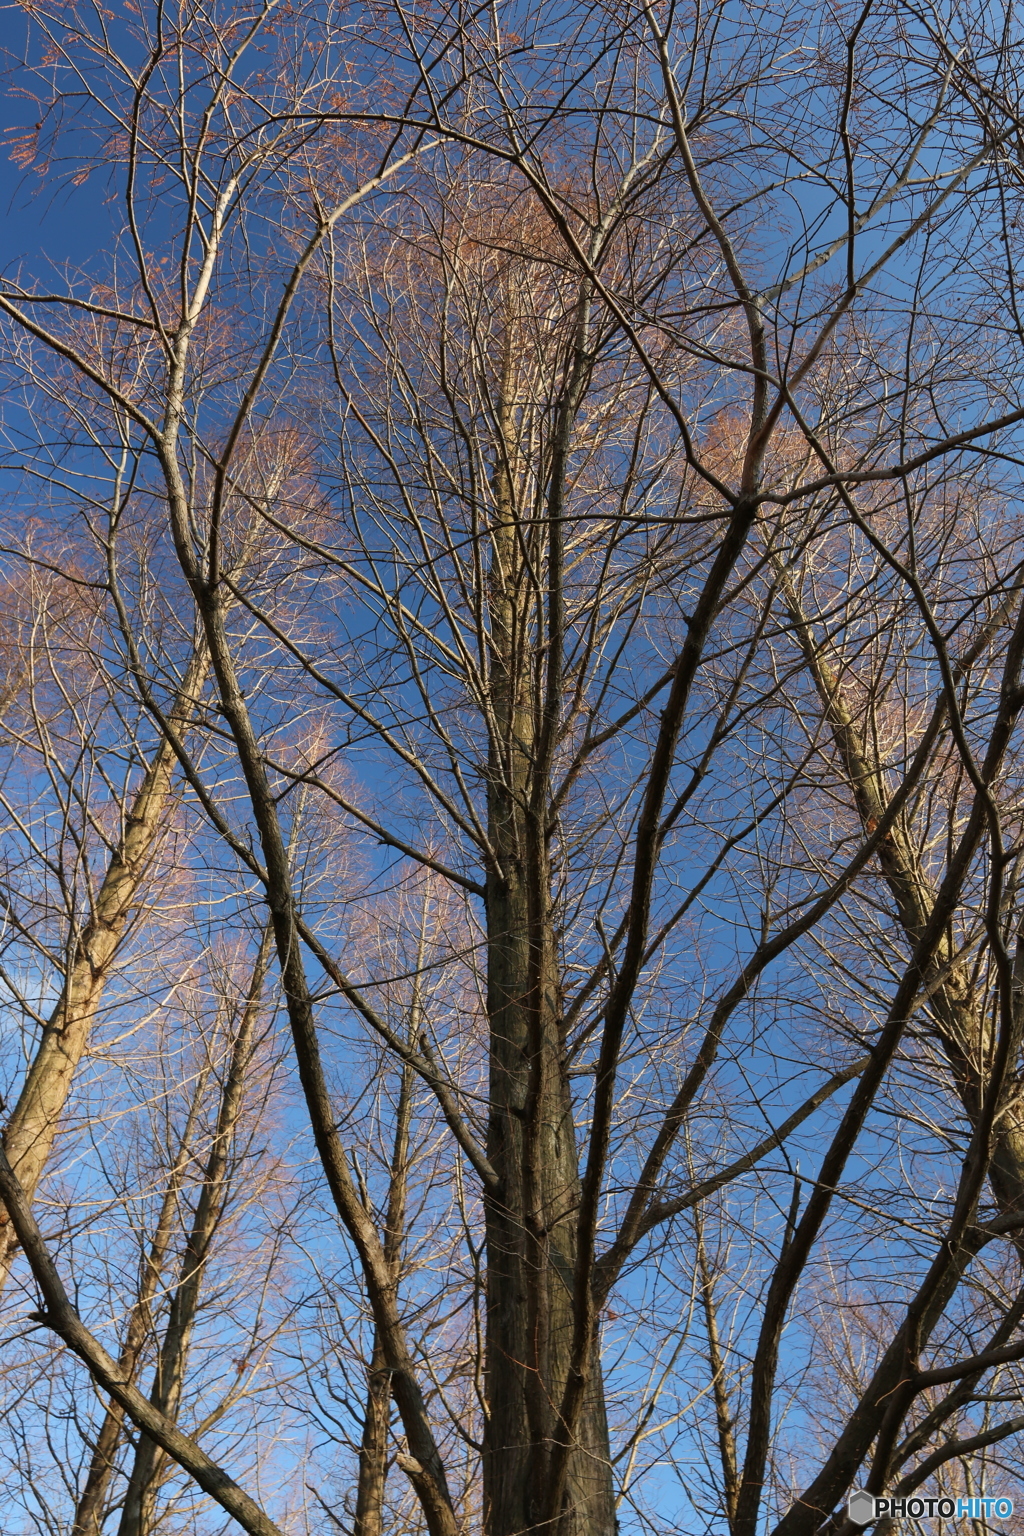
left=5, top=3, right=1024, bottom=1536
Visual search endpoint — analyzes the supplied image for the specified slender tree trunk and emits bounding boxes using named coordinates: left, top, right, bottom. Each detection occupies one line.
left=774, top=559, right=1024, bottom=1218
left=697, top=1223, right=739, bottom=1536
left=0, top=645, right=208, bottom=1293
left=178, top=564, right=459, bottom=1536
left=354, top=909, right=422, bottom=1536
left=354, top=1332, right=392, bottom=1536
left=353, top=1083, right=413, bottom=1536
left=71, top=1121, right=205, bottom=1536
left=116, top=926, right=270, bottom=1536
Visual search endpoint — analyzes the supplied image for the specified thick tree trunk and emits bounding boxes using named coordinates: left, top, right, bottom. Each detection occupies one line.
left=0, top=646, right=208, bottom=1294
left=483, top=868, right=615, bottom=1536
left=482, top=430, right=615, bottom=1536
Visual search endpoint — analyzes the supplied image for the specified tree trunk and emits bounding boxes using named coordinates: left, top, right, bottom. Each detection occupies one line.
left=483, top=863, right=616, bottom=1536
left=71, top=1139, right=200, bottom=1536
left=774, top=560, right=1024, bottom=1221
left=116, top=926, right=269, bottom=1536
left=353, top=1332, right=392, bottom=1536
left=482, top=409, right=615, bottom=1536
left=354, top=960, right=418, bottom=1536
left=0, top=645, right=208, bottom=1294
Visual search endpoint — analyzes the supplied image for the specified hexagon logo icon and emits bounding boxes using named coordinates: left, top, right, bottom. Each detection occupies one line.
left=847, top=1491, right=876, bottom=1528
